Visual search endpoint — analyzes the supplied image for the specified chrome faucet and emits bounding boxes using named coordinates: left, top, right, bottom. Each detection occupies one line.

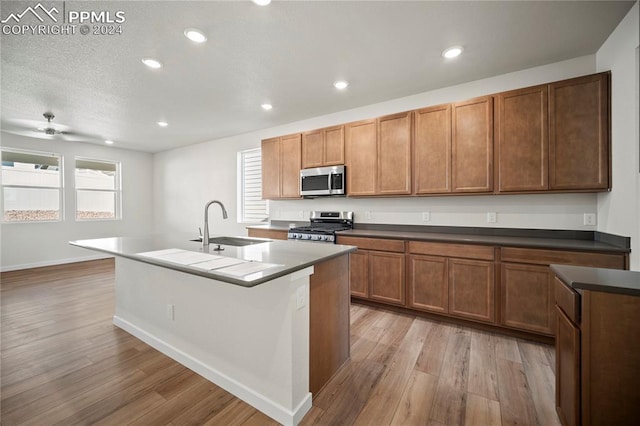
left=202, top=200, right=228, bottom=248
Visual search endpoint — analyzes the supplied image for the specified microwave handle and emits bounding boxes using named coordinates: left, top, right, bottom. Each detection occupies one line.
left=328, top=173, right=333, bottom=191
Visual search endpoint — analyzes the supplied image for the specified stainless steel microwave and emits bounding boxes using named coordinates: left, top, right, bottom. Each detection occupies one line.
left=300, top=165, right=345, bottom=197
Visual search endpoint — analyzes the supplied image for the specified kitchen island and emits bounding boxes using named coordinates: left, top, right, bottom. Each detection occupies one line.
left=71, top=235, right=355, bottom=426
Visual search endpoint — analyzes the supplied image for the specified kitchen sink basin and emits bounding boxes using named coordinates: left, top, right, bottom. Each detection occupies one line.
left=190, top=236, right=271, bottom=246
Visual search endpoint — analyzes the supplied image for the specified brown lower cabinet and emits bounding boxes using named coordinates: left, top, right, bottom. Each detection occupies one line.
left=337, top=234, right=628, bottom=339
left=337, top=236, right=406, bottom=305
left=408, top=254, right=495, bottom=324
left=554, top=275, right=640, bottom=426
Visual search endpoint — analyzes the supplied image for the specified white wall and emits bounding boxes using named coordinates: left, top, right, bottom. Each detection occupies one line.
left=596, top=1, right=640, bottom=270
left=1, top=133, right=154, bottom=271
left=155, top=55, right=602, bottom=237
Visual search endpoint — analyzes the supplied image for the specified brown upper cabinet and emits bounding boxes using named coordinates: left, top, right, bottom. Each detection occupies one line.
left=452, top=96, right=494, bottom=193
left=263, top=71, right=611, bottom=199
left=378, top=112, right=412, bottom=195
left=261, top=133, right=302, bottom=199
left=301, top=125, right=345, bottom=169
left=345, top=119, right=377, bottom=196
left=496, top=85, right=549, bottom=192
left=549, top=72, right=610, bottom=190
left=413, top=104, right=452, bottom=194
left=345, top=113, right=412, bottom=196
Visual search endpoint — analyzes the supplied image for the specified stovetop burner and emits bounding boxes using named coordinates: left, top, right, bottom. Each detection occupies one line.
left=288, top=211, right=354, bottom=243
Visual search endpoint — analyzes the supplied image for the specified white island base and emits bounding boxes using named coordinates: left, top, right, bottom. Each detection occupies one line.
left=113, top=257, right=313, bottom=425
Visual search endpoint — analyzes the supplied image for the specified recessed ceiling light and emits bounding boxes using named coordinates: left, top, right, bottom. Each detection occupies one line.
left=104, top=140, right=114, bottom=145
left=184, top=28, right=207, bottom=43
left=157, top=121, right=169, bottom=127
left=334, top=80, right=349, bottom=90
left=261, top=103, right=273, bottom=111
left=252, top=0, right=271, bottom=5
left=442, top=46, right=463, bottom=59
left=142, top=58, right=162, bottom=69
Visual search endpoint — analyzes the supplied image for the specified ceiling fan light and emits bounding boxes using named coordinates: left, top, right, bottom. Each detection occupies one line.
left=142, top=58, right=163, bottom=69
left=184, top=28, right=207, bottom=43
left=442, top=46, right=463, bottom=59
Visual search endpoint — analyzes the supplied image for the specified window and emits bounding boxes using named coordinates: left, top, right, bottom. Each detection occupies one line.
left=75, top=158, right=121, bottom=220
left=1, top=148, right=63, bottom=222
left=237, top=148, right=268, bottom=223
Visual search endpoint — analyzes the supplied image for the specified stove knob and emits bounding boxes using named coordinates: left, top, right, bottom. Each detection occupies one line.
left=321, top=235, right=328, bottom=241
left=295, top=233, right=302, bottom=239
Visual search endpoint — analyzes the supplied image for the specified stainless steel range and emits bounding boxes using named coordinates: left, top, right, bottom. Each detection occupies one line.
left=287, top=211, right=354, bottom=243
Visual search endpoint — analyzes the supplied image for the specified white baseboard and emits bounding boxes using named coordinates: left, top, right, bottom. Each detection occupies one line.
left=0, top=254, right=113, bottom=272
left=113, top=315, right=312, bottom=426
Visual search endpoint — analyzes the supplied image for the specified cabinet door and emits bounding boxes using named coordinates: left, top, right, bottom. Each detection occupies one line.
left=452, top=96, right=494, bottom=193
left=556, top=306, right=580, bottom=426
left=345, top=119, right=377, bottom=195
left=501, top=263, right=555, bottom=335
left=369, top=251, right=405, bottom=305
left=324, top=125, right=345, bottom=166
left=280, top=133, right=301, bottom=198
left=349, top=250, right=369, bottom=298
left=448, top=258, right=495, bottom=323
left=408, top=254, right=448, bottom=313
left=302, top=130, right=324, bottom=169
left=261, top=137, right=281, bottom=199
left=497, top=85, right=549, bottom=192
left=414, top=104, right=451, bottom=194
left=549, top=72, right=609, bottom=190
left=378, top=112, right=412, bottom=194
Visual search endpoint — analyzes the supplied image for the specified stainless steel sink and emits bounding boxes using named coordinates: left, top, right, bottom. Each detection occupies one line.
left=190, top=236, right=271, bottom=246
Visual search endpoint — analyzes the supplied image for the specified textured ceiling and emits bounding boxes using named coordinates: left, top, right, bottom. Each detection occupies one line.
left=0, top=1, right=635, bottom=152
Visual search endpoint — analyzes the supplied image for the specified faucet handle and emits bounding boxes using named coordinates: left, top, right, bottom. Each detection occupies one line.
left=199, top=227, right=202, bottom=237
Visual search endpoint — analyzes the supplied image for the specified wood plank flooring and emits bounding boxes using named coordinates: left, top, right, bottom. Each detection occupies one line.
left=1, top=259, right=560, bottom=425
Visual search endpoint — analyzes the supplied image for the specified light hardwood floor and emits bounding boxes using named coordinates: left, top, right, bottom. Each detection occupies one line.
left=1, top=259, right=560, bottom=425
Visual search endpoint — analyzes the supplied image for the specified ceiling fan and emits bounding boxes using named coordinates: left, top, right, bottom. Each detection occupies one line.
left=1, top=111, right=103, bottom=143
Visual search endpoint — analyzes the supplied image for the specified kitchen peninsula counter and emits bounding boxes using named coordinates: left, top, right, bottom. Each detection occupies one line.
left=71, top=234, right=355, bottom=426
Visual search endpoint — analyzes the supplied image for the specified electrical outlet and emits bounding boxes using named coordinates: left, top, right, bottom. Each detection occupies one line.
left=364, top=211, right=372, bottom=220
left=296, top=286, right=306, bottom=310
left=487, top=212, right=497, bottom=223
left=422, top=212, right=431, bottom=222
left=298, top=210, right=304, bottom=219
left=584, top=213, right=597, bottom=226
left=166, top=304, right=175, bottom=321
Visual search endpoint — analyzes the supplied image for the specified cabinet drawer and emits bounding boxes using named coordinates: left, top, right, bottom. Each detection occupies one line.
left=409, top=241, right=494, bottom=260
left=336, top=236, right=405, bottom=253
left=501, top=247, right=625, bottom=269
left=555, top=277, right=580, bottom=325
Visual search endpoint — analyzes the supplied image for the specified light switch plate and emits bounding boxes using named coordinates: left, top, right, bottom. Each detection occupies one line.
left=487, top=212, right=497, bottom=223
left=296, top=287, right=306, bottom=310
left=422, top=212, right=430, bottom=222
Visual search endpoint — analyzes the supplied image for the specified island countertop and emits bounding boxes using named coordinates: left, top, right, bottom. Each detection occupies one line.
left=70, top=234, right=356, bottom=287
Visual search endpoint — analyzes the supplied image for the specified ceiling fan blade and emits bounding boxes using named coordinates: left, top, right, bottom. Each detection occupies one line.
left=2, top=118, right=71, bottom=133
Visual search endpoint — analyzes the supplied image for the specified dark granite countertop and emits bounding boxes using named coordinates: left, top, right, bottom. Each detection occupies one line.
left=336, top=229, right=629, bottom=253
left=551, top=264, right=640, bottom=297
left=250, top=223, right=630, bottom=254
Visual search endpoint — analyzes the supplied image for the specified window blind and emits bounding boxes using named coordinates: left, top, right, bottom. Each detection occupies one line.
left=240, top=148, right=268, bottom=223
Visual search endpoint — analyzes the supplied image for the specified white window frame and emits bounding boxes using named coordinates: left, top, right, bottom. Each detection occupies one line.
left=74, top=157, right=122, bottom=221
left=237, top=148, right=268, bottom=224
left=1, top=147, right=64, bottom=223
